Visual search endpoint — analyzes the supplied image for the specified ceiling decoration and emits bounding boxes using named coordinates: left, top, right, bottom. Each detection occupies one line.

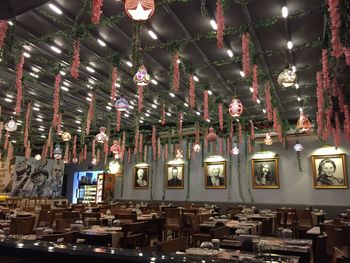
left=0, top=0, right=348, bottom=156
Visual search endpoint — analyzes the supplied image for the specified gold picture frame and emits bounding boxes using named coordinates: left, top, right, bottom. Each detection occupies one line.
left=133, top=164, right=149, bottom=189
left=204, top=160, right=227, bottom=189
left=311, top=154, right=348, bottom=189
left=165, top=163, right=185, bottom=189
left=251, top=158, right=280, bottom=189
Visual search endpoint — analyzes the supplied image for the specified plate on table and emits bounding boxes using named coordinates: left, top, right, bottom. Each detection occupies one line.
left=186, top=248, right=219, bottom=256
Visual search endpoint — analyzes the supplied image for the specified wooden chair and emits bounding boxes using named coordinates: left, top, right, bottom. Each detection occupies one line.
left=120, top=222, right=146, bottom=249
left=10, top=216, right=35, bottom=235
left=164, top=208, right=183, bottom=239
left=78, top=232, right=112, bottom=247
left=37, top=209, right=55, bottom=228
left=145, top=217, right=165, bottom=244
left=148, top=204, right=160, bottom=213
left=182, top=212, right=201, bottom=244
left=322, top=224, right=350, bottom=257
left=115, top=213, right=137, bottom=224
left=42, top=231, right=79, bottom=244
left=81, top=212, right=101, bottom=225
left=192, top=226, right=229, bottom=247
left=155, top=236, right=188, bottom=253
left=295, top=209, right=313, bottom=238
left=227, top=207, right=243, bottom=217
left=55, top=218, right=76, bottom=231
left=63, top=211, right=80, bottom=220
left=41, top=204, right=51, bottom=210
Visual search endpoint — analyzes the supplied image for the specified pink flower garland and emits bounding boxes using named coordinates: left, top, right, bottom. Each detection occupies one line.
left=57, top=114, right=62, bottom=135
left=138, top=85, right=143, bottom=113
left=0, top=122, right=3, bottom=142
left=322, top=49, right=331, bottom=89
left=172, top=51, right=180, bottom=92
left=316, top=71, right=324, bottom=136
left=139, top=133, right=143, bottom=154
left=64, top=143, right=69, bottom=163
left=52, top=74, right=61, bottom=129
left=247, top=135, right=253, bottom=153
left=15, top=55, right=25, bottom=115
left=218, top=103, right=224, bottom=131
left=203, top=90, right=209, bottom=120
left=161, top=104, right=166, bottom=126
left=25, top=141, right=31, bottom=160
left=157, top=138, right=161, bottom=159
left=134, top=129, right=139, bottom=155
left=334, top=112, right=341, bottom=149
left=189, top=74, right=195, bottom=109
left=328, top=0, right=342, bottom=58
left=83, top=144, right=87, bottom=161
left=0, top=20, right=8, bottom=49
left=3, top=131, right=9, bottom=150
left=70, top=39, right=80, bottom=79
left=216, top=0, right=224, bottom=49
left=343, top=48, right=350, bottom=66
left=343, top=104, right=350, bottom=141
left=242, top=33, right=250, bottom=77
left=86, top=93, right=95, bottom=135
left=23, top=102, right=31, bottom=148
left=265, top=82, right=273, bottom=121
left=178, top=112, right=183, bottom=137
left=335, top=82, right=345, bottom=112
left=91, top=0, right=103, bottom=24
left=252, top=64, right=258, bottom=103
left=165, top=144, right=168, bottom=160
left=110, top=67, right=117, bottom=103
left=128, top=148, right=131, bottom=163
left=152, top=125, right=157, bottom=160
left=116, top=110, right=121, bottom=132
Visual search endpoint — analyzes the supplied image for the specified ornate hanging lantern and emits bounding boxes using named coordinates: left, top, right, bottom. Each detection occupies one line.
left=193, top=143, right=201, bottom=152
left=228, top=98, right=243, bottom=117
left=278, top=64, right=297, bottom=87
left=133, top=65, right=150, bottom=86
left=5, top=117, right=18, bottom=132
left=114, top=96, right=129, bottom=111
left=176, top=149, right=183, bottom=159
left=231, top=142, right=239, bottom=155
left=294, top=142, right=304, bottom=152
left=264, top=133, right=273, bottom=146
left=125, top=0, right=155, bottom=21
left=95, top=127, right=109, bottom=144
left=91, top=157, right=97, bottom=165
left=53, top=144, right=62, bottom=160
left=61, top=131, right=71, bottom=142
left=296, top=111, right=312, bottom=132
left=206, top=127, right=217, bottom=142
left=110, top=140, right=121, bottom=159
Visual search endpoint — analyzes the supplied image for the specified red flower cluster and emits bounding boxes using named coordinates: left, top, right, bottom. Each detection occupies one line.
left=265, top=82, right=273, bottom=121
left=252, top=64, right=258, bottom=103
left=216, top=0, right=224, bottom=48
left=0, top=20, right=8, bottom=49
left=189, top=74, right=195, bottom=109
left=218, top=103, right=224, bottom=131
left=203, top=90, right=209, bottom=120
left=15, top=55, right=25, bottom=115
left=91, top=0, right=104, bottom=24
left=53, top=74, right=61, bottom=129
left=172, top=51, right=180, bottom=92
left=110, top=67, right=118, bottom=102
left=70, top=39, right=80, bottom=79
left=242, top=33, right=250, bottom=77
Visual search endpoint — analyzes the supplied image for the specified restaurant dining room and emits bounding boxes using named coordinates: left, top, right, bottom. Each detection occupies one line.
left=0, top=0, right=350, bottom=262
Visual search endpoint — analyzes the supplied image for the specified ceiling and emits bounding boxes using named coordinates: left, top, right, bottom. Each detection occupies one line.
left=0, top=0, right=343, bottom=150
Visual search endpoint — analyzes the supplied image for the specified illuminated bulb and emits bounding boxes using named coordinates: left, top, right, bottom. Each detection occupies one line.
left=292, top=65, right=296, bottom=72
left=166, top=112, right=171, bottom=117
left=151, top=104, right=157, bottom=109
left=249, top=87, right=254, bottom=93
left=151, top=79, right=158, bottom=85
left=196, top=111, right=200, bottom=116
left=97, top=39, right=106, bottom=46
left=35, top=154, right=41, bottom=160
left=287, top=41, right=293, bottom=50
left=227, top=49, right=233, bottom=58
left=256, top=99, right=261, bottom=104
left=50, top=46, right=61, bottom=54
left=299, top=107, right=303, bottom=112
left=240, top=71, right=245, bottom=77
left=86, top=66, right=95, bottom=73
left=86, top=97, right=92, bottom=102
left=169, top=92, right=175, bottom=98
left=184, top=102, right=189, bottom=107
left=60, top=71, right=66, bottom=76
left=281, top=6, right=288, bottom=18
left=61, top=86, right=69, bottom=92
left=232, top=143, right=239, bottom=155
left=263, top=109, right=266, bottom=113
left=210, top=19, right=218, bottom=30
left=145, top=113, right=150, bottom=117
left=148, top=30, right=157, bottom=40
left=5, top=98, right=12, bottom=103
left=49, top=3, right=63, bottom=15
left=295, top=83, right=299, bottom=89
left=297, top=96, right=301, bottom=101
left=207, top=90, right=213, bottom=95
left=193, top=75, right=199, bottom=82
left=129, top=105, right=134, bottom=110
left=126, top=61, right=133, bottom=67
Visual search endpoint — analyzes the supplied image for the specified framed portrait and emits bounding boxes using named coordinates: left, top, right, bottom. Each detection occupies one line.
left=311, top=154, right=348, bottom=189
left=133, top=165, right=149, bottom=189
left=251, top=158, right=279, bottom=189
left=204, top=160, right=227, bottom=189
left=165, top=163, right=184, bottom=189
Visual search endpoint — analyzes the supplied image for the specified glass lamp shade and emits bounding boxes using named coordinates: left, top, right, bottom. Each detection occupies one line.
left=232, top=144, right=239, bottom=155
left=108, top=159, right=121, bottom=174
left=296, top=112, right=311, bottom=132
left=35, top=154, right=41, bottom=161
left=206, top=127, right=217, bottom=142
left=264, top=133, right=273, bottom=146
left=53, top=144, right=62, bottom=160
left=95, top=127, right=109, bottom=144
left=278, top=65, right=297, bottom=87
left=193, top=143, right=201, bottom=152
left=133, top=65, right=150, bottom=86
left=294, top=143, right=304, bottom=152
left=124, top=0, right=155, bottom=21
left=5, top=117, right=18, bottom=132
left=61, top=132, right=71, bottom=142
left=228, top=98, right=243, bottom=117
left=114, top=97, right=129, bottom=111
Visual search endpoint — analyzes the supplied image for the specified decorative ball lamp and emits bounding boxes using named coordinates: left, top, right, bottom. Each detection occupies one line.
left=110, top=140, right=121, bottom=159
left=278, top=64, right=297, bottom=87
left=193, top=143, right=201, bottom=152
left=5, top=117, right=18, bottom=132
left=294, top=142, right=304, bottom=152
left=206, top=127, right=217, bottom=142
left=108, top=159, right=121, bottom=174
left=62, top=131, right=72, bottom=142
left=264, top=133, right=273, bottom=146
left=35, top=154, right=42, bottom=161
left=228, top=98, right=243, bottom=117
left=91, top=157, right=97, bottom=166
left=125, top=0, right=155, bottom=21
left=95, top=127, right=109, bottom=144
left=232, top=143, right=239, bottom=155
left=53, top=144, right=62, bottom=160
left=114, top=96, right=129, bottom=111
left=296, top=111, right=311, bottom=132
left=133, top=65, right=150, bottom=86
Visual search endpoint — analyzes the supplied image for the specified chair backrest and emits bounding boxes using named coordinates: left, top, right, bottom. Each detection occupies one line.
left=82, top=212, right=101, bottom=220
left=259, top=218, right=273, bottom=236
left=110, top=208, right=132, bottom=215
left=79, top=232, right=112, bottom=247
left=295, top=209, right=313, bottom=227
left=210, top=226, right=230, bottom=239
left=115, top=213, right=137, bottom=223
left=41, top=204, right=51, bottom=210
left=323, top=224, right=350, bottom=255
left=42, top=231, right=78, bottom=244
left=155, top=236, right=188, bottom=253
left=55, top=218, right=76, bottom=231
left=37, top=209, right=55, bottom=227
left=10, top=216, right=35, bottom=235
left=227, top=207, right=243, bottom=217
left=63, top=211, right=81, bottom=220
left=164, top=208, right=182, bottom=226
left=120, top=222, right=146, bottom=249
